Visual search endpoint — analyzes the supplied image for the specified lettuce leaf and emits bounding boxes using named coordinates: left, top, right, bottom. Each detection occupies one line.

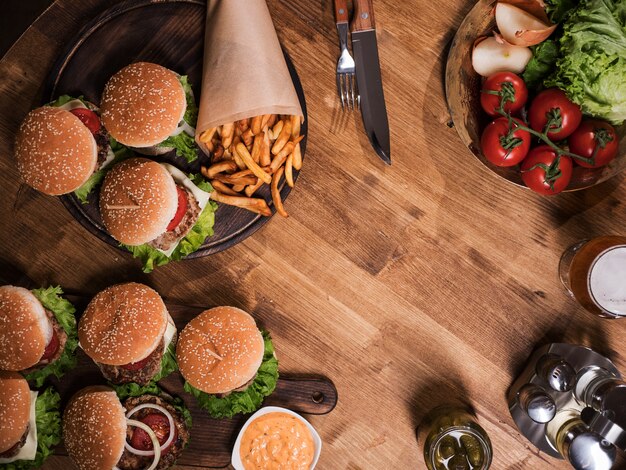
left=74, top=138, right=133, bottom=204
left=523, top=40, right=559, bottom=91
left=544, top=0, right=579, bottom=22
left=112, top=341, right=179, bottom=400
left=183, top=330, right=279, bottom=419
left=545, top=0, right=626, bottom=124
left=157, top=75, right=199, bottom=163
left=122, top=176, right=216, bottom=273
left=1, top=387, right=62, bottom=470
left=158, top=131, right=198, bottom=163
left=24, top=287, right=78, bottom=387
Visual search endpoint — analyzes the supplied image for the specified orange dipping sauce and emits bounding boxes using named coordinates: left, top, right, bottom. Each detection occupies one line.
left=240, top=412, right=315, bottom=470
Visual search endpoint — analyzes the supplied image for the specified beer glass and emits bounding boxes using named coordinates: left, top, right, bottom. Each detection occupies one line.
left=559, top=236, right=626, bottom=319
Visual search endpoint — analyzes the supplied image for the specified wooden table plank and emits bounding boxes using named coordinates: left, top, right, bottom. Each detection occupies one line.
left=1, top=0, right=625, bottom=469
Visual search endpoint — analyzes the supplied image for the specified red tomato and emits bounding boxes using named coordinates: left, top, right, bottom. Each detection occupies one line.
left=481, top=117, right=531, bottom=167
left=568, top=120, right=619, bottom=168
left=528, top=89, right=582, bottom=141
left=69, top=108, right=101, bottom=134
left=480, top=72, right=528, bottom=117
left=166, top=186, right=188, bottom=232
left=520, top=145, right=573, bottom=195
left=120, top=355, right=151, bottom=371
left=129, top=413, right=177, bottom=453
left=41, top=330, right=60, bottom=361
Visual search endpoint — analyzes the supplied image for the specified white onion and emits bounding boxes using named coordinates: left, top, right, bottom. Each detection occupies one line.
left=125, top=419, right=161, bottom=470
left=125, top=404, right=175, bottom=455
left=169, top=120, right=196, bottom=137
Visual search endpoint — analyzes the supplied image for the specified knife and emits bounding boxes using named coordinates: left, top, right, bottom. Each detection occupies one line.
left=351, top=0, right=391, bottom=164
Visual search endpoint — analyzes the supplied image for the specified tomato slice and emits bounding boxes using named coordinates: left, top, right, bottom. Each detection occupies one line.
left=69, top=108, right=101, bottom=134
left=120, top=355, right=151, bottom=371
left=41, top=330, right=60, bottom=362
left=129, top=413, right=177, bottom=453
left=166, top=186, right=188, bottom=232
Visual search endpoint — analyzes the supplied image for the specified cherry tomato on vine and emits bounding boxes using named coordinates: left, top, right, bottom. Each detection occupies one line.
left=568, top=120, right=618, bottom=168
left=528, top=89, right=582, bottom=141
left=481, top=117, right=531, bottom=167
left=520, top=145, right=573, bottom=195
left=69, top=108, right=101, bottom=134
left=480, top=72, right=528, bottom=117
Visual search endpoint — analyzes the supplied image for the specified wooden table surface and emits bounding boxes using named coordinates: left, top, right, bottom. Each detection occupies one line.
left=1, top=0, right=625, bottom=469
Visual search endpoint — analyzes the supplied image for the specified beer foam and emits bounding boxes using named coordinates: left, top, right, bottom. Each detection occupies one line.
left=589, top=246, right=626, bottom=316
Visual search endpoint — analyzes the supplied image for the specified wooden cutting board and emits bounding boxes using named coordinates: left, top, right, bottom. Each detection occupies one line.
left=0, top=274, right=337, bottom=468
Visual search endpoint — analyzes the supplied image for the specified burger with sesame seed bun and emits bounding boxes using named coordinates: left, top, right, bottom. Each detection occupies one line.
left=14, top=96, right=130, bottom=203
left=0, top=285, right=78, bottom=387
left=99, top=157, right=217, bottom=273
left=63, top=385, right=191, bottom=470
left=78, top=283, right=178, bottom=389
left=0, top=371, right=62, bottom=467
left=177, top=306, right=279, bottom=419
left=100, top=62, right=199, bottom=162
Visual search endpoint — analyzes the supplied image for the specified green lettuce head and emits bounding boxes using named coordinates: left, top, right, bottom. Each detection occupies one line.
left=24, top=287, right=78, bottom=387
left=184, top=330, right=279, bottom=419
left=546, top=0, right=626, bottom=124
left=1, top=387, right=62, bottom=470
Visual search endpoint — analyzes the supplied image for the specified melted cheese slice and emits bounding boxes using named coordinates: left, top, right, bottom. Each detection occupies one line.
left=57, top=99, right=88, bottom=111
left=156, top=164, right=211, bottom=258
left=0, top=391, right=38, bottom=463
left=164, top=316, right=176, bottom=349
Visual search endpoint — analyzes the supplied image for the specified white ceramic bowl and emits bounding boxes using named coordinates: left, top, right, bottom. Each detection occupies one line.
left=231, top=406, right=322, bottom=470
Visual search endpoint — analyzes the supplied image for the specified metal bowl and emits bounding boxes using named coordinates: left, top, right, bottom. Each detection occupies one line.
left=445, top=0, right=626, bottom=191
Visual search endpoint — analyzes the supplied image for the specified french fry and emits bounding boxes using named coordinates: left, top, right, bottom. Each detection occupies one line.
left=272, top=120, right=292, bottom=155
left=242, top=128, right=254, bottom=146
left=260, top=129, right=271, bottom=167
left=210, top=180, right=240, bottom=196
left=260, top=114, right=271, bottom=130
left=233, top=184, right=245, bottom=192
left=221, top=122, right=235, bottom=148
left=285, top=153, right=294, bottom=187
left=214, top=174, right=258, bottom=186
left=292, top=142, right=302, bottom=170
left=266, top=114, right=277, bottom=129
left=233, top=152, right=246, bottom=170
left=236, top=118, right=250, bottom=133
left=210, top=191, right=271, bottom=216
left=236, top=143, right=272, bottom=185
left=290, top=115, right=301, bottom=138
left=199, top=127, right=217, bottom=143
left=245, top=179, right=263, bottom=197
left=270, top=119, right=284, bottom=140
left=270, top=142, right=295, bottom=172
left=251, top=116, right=262, bottom=135
left=251, top=134, right=262, bottom=163
left=203, top=160, right=238, bottom=178
left=271, top=167, right=288, bottom=218
left=213, top=144, right=225, bottom=161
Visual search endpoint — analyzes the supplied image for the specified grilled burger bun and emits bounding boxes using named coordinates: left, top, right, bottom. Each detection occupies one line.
left=78, top=282, right=176, bottom=385
left=0, top=286, right=54, bottom=371
left=64, top=385, right=191, bottom=470
left=14, top=106, right=98, bottom=195
left=100, top=62, right=186, bottom=154
left=0, top=371, right=31, bottom=456
left=176, top=306, right=265, bottom=395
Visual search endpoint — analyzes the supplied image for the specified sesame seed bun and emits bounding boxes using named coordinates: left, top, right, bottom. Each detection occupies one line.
left=0, top=285, right=53, bottom=371
left=63, top=386, right=126, bottom=470
left=14, top=106, right=98, bottom=195
left=78, top=283, right=168, bottom=365
left=0, top=371, right=31, bottom=454
left=99, top=158, right=178, bottom=246
left=176, top=307, right=264, bottom=394
left=100, top=62, right=186, bottom=148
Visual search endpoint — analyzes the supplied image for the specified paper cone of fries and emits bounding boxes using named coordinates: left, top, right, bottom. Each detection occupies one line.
left=195, top=0, right=303, bottom=153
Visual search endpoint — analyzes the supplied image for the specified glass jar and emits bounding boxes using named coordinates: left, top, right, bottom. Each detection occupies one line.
left=418, top=405, right=492, bottom=470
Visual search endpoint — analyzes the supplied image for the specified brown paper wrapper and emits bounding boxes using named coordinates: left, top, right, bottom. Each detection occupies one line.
left=195, top=0, right=303, bottom=150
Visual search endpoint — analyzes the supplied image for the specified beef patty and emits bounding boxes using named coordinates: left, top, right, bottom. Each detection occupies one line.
left=117, top=394, right=190, bottom=470
left=97, top=340, right=164, bottom=386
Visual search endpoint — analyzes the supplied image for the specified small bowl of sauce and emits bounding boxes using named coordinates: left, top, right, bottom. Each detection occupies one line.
left=232, top=406, right=322, bottom=470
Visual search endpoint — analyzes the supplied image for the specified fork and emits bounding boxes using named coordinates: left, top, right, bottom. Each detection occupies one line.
left=334, top=0, right=358, bottom=110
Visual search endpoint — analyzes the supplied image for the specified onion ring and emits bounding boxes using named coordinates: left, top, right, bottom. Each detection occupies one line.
left=125, top=419, right=161, bottom=470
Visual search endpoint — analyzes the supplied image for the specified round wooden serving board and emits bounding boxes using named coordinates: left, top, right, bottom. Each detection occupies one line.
left=44, top=0, right=308, bottom=259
